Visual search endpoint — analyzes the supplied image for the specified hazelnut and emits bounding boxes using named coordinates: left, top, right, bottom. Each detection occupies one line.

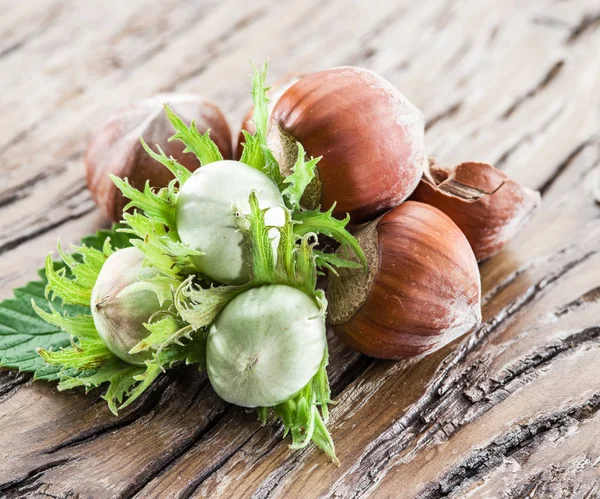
left=411, top=159, right=541, bottom=260
left=268, top=67, right=426, bottom=224
left=86, top=94, right=233, bottom=222
left=327, top=201, right=481, bottom=359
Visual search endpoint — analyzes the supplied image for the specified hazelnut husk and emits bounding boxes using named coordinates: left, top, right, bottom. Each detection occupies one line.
left=86, top=94, right=233, bottom=222
left=268, top=67, right=426, bottom=225
left=411, top=159, right=541, bottom=261
left=327, top=201, right=481, bottom=359
left=235, top=74, right=303, bottom=159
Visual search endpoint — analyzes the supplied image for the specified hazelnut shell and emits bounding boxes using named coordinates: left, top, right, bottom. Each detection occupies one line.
left=411, top=159, right=541, bottom=260
left=86, top=94, right=233, bottom=222
left=327, top=201, right=481, bottom=359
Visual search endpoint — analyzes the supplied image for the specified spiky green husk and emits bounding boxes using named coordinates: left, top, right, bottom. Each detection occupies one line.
left=34, top=236, right=203, bottom=415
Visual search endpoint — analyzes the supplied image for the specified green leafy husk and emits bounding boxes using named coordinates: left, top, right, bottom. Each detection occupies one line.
left=176, top=192, right=336, bottom=460
left=0, top=226, right=127, bottom=381
left=2, top=60, right=365, bottom=463
left=5, top=225, right=204, bottom=415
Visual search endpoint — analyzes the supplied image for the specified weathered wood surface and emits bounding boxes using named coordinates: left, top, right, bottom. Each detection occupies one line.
left=0, top=0, right=599, bottom=497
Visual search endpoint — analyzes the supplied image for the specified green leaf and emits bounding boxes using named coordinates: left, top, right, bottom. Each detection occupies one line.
left=239, top=131, right=266, bottom=171
left=130, top=315, right=187, bottom=354
left=164, top=104, right=223, bottom=166
left=244, top=192, right=277, bottom=283
left=294, top=206, right=367, bottom=271
left=175, top=278, right=249, bottom=331
left=267, top=348, right=337, bottom=464
left=111, top=175, right=177, bottom=228
left=31, top=301, right=97, bottom=339
left=239, top=61, right=285, bottom=188
left=140, top=138, right=192, bottom=186
left=282, top=143, right=320, bottom=209
left=120, top=212, right=199, bottom=279
left=57, top=358, right=145, bottom=415
left=314, top=250, right=363, bottom=277
left=250, top=60, right=270, bottom=141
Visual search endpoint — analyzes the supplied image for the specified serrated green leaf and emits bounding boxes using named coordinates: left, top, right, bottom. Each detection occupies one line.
left=239, top=130, right=266, bottom=171
left=175, top=278, right=249, bottom=331
left=31, top=301, right=97, bottom=339
left=37, top=336, right=113, bottom=370
left=294, top=206, right=367, bottom=271
left=268, top=348, right=337, bottom=463
left=120, top=212, right=199, bottom=279
left=314, top=250, right=363, bottom=277
left=130, top=315, right=184, bottom=354
left=240, top=192, right=277, bottom=283
left=250, top=60, right=270, bottom=141
left=140, top=138, right=192, bottom=186
left=282, top=143, right=320, bottom=209
left=164, top=104, right=223, bottom=166
left=111, top=175, right=177, bottom=228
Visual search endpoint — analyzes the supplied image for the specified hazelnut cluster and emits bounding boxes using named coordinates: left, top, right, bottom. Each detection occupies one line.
left=85, top=66, right=539, bottom=359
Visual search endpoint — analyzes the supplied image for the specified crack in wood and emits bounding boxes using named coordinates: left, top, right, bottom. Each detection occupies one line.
left=124, top=406, right=230, bottom=498
left=0, top=183, right=95, bottom=256
left=494, top=104, right=564, bottom=168
left=567, top=10, right=600, bottom=44
left=178, top=353, right=375, bottom=496
left=425, top=102, right=462, bottom=131
left=317, top=249, right=599, bottom=498
left=0, top=164, right=71, bottom=210
left=420, top=393, right=600, bottom=498
left=539, top=136, right=600, bottom=195
left=0, top=370, right=30, bottom=400
left=501, top=61, right=564, bottom=120
left=175, top=425, right=263, bottom=499
left=0, top=458, right=75, bottom=495
left=43, top=374, right=175, bottom=455
left=464, top=326, right=600, bottom=405
left=0, top=41, right=25, bottom=60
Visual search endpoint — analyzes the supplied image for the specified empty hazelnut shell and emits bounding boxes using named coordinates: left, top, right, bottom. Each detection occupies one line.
left=411, top=159, right=541, bottom=260
left=86, top=94, right=233, bottom=222
left=327, top=201, right=482, bottom=359
left=268, top=67, right=426, bottom=225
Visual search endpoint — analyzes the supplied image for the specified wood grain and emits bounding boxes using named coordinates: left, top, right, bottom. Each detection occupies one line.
left=0, top=0, right=599, bottom=497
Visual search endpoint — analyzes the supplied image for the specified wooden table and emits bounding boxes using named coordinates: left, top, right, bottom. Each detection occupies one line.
left=1, top=0, right=599, bottom=497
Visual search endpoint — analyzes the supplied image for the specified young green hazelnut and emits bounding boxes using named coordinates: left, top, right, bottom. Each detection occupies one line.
left=206, top=284, right=327, bottom=408
left=176, top=160, right=285, bottom=284
left=91, top=247, right=165, bottom=365
left=86, top=94, right=233, bottom=222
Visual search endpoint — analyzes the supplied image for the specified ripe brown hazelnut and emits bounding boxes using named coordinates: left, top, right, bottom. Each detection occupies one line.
left=411, top=159, right=541, bottom=261
left=327, top=201, right=481, bottom=359
left=86, top=94, right=233, bottom=222
left=268, top=67, right=426, bottom=225
left=235, top=75, right=302, bottom=159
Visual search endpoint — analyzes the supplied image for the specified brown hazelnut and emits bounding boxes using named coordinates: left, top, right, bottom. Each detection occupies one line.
left=411, top=159, right=541, bottom=260
left=235, top=75, right=302, bottom=159
left=86, top=94, right=233, bottom=222
left=327, top=201, right=481, bottom=359
left=268, top=67, right=426, bottom=225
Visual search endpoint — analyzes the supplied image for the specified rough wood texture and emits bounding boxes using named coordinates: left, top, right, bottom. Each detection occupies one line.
left=1, top=0, right=599, bottom=497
